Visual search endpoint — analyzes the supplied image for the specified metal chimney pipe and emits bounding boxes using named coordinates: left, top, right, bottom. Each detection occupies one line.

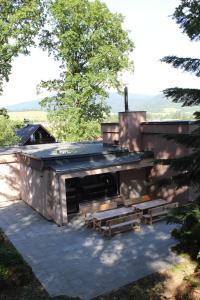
left=124, top=86, right=129, bottom=112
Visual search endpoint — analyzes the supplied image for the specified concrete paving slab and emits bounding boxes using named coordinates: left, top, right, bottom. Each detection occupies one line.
left=0, top=200, right=180, bottom=300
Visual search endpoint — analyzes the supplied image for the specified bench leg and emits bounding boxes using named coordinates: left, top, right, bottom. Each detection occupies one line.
left=143, top=216, right=150, bottom=225
left=85, top=221, right=92, bottom=228
left=103, top=230, right=111, bottom=238
left=143, top=216, right=147, bottom=224
left=132, top=223, right=141, bottom=232
left=109, top=226, right=112, bottom=237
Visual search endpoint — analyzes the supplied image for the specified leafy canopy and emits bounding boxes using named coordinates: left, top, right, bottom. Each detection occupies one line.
left=0, top=0, right=134, bottom=141
left=0, top=0, right=45, bottom=93
left=0, top=108, right=9, bottom=119
left=0, top=116, right=19, bottom=147
left=39, top=0, right=134, bottom=141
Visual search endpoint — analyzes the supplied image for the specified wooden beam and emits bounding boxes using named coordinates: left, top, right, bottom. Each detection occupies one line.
left=59, top=175, right=68, bottom=225
left=59, top=159, right=153, bottom=180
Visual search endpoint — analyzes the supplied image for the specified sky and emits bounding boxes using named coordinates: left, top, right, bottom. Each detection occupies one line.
left=0, top=0, right=199, bottom=106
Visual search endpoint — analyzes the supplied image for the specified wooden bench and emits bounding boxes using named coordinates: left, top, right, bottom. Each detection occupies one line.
left=143, top=202, right=179, bottom=225
left=83, top=201, right=118, bottom=227
left=123, top=195, right=152, bottom=207
left=100, top=211, right=143, bottom=237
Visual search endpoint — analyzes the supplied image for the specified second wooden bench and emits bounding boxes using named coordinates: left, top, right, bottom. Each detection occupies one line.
left=143, top=202, right=179, bottom=225
left=100, top=211, right=143, bottom=237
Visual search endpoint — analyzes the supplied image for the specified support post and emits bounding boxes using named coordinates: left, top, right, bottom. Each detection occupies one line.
left=59, top=175, right=68, bottom=225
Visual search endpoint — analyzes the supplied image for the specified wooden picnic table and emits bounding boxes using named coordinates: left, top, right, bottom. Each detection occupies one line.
left=93, top=206, right=136, bottom=229
left=132, top=199, right=167, bottom=211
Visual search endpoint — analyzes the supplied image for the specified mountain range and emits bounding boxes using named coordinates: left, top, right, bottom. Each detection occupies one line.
left=4, top=93, right=195, bottom=113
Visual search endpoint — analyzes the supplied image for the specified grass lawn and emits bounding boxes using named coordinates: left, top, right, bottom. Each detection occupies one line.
left=0, top=228, right=199, bottom=300
left=8, top=111, right=47, bottom=123
left=95, top=257, right=197, bottom=300
left=8, top=110, right=195, bottom=125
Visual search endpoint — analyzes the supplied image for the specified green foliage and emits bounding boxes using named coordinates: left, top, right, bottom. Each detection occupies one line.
left=0, top=0, right=45, bottom=93
left=157, top=0, right=200, bottom=263
left=167, top=205, right=200, bottom=258
left=0, top=116, right=19, bottom=147
left=157, top=50, right=200, bottom=188
left=163, top=87, right=200, bottom=107
left=173, top=0, right=200, bottom=41
left=39, top=0, right=134, bottom=141
left=47, top=108, right=102, bottom=141
left=184, top=273, right=200, bottom=289
left=0, top=231, right=32, bottom=290
left=161, top=56, right=200, bottom=77
left=0, top=107, right=9, bottom=118
left=1, top=0, right=134, bottom=140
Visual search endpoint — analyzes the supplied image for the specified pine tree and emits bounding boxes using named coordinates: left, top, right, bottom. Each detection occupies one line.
left=156, top=0, right=200, bottom=258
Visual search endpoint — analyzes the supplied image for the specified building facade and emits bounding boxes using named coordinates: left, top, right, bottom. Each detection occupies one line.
left=0, top=111, right=195, bottom=225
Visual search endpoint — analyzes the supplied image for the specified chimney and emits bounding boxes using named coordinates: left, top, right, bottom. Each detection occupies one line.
left=23, top=118, right=30, bottom=126
left=119, top=111, right=146, bottom=152
left=124, top=86, right=129, bottom=112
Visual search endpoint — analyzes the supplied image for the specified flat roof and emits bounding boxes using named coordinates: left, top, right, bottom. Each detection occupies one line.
left=18, top=141, right=128, bottom=160
left=44, top=151, right=153, bottom=174
left=46, top=152, right=143, bottom=174
left=0, top=146, right=21, bottom=155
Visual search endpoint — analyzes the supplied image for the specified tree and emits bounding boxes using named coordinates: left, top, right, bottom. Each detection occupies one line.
left=0, top=116, right=19, bottom=147
left=173, top=0, right=200, bottom=41
left=0, top=108, right=9, bottom=119
left=0, top=0, right=45, bottom=94
left=39, top=0, right=134, bottom=141
left=157, top=0, right=200, bottom=259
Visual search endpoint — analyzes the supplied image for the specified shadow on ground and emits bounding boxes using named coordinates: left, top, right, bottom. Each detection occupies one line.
left=0, top=200, right=180, bottom=300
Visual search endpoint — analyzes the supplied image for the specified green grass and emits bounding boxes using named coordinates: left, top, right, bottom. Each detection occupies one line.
left=95, top=273, right=168, bottom=300
left=185, top=273, right=200, bottom=289
left=95, top=256, right=197, bottom=300
left=147, top=111, right=195, bottom=121
left=104, top=111, right=195, bottom=123
left=8, top=111, right=47, bottom=123
left=8, top=110, right=195, bottom=127
left=0, top=231, right=32, bottom=290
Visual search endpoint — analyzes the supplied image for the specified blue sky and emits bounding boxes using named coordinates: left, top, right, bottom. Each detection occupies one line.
left=0, top=0, right=199, bottom=106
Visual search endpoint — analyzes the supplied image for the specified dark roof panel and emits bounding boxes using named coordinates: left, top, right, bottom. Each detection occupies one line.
left=46, top=152, right=142, bottom=174
left=16, top=124, right=42, bottom=145
left=16, top=124, right=55, bottom=145
left=20, top=142, right=127, bottom=160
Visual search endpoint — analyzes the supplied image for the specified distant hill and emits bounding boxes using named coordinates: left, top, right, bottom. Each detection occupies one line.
left=5, top=99, right=42, bottom=112
left=4, top=92, right=197, bottom=113
left=107, top=93, right=177, bottom=113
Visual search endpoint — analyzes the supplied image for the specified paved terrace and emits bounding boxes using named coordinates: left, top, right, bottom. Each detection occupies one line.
left=0, top=200, right=180, bottom=300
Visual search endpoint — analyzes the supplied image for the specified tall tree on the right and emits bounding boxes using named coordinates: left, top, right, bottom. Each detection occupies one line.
left=157, top=0, right=200, bottom=258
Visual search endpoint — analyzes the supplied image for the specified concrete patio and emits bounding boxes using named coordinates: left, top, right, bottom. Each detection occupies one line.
left=0, top=199, right=180, bottom=300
